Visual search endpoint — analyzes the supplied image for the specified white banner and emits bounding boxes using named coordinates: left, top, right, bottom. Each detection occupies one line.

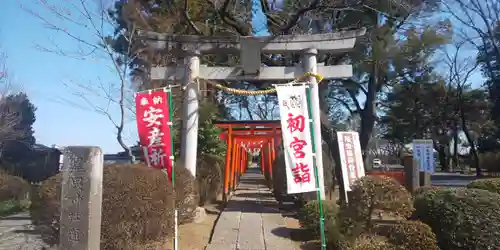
left=276, top=85, right=317, bottom=194
left=412, top=139, right=435, bottom=173
left=337, top=131, right=365, bottom=192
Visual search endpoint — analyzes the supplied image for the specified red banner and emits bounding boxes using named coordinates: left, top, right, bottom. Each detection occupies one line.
left=135, top=90, right=173, bottom=178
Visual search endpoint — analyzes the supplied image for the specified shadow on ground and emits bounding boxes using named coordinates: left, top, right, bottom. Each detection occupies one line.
left=233, top=192, right=274, bottom=200
left=222, top=200, right=281, bottom=213
left=13, top=229, right=42, bottom=235
left=0, top=215, right=31, bottom=221
left=299, top=241, right=322, bottom=250
left=271, top=227, right=321, bottom=250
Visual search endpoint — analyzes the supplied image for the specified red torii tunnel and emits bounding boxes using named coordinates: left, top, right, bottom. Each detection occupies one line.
left=215, top=120, right=282, bottom=201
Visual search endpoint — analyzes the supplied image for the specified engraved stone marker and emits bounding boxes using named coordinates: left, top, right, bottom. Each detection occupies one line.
left=59, top=146, right=103, bottom=250
left=403, top=155, right=420, bottom=193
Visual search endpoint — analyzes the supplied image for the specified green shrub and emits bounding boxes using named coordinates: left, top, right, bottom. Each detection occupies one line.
left=0, top=170, right=30, bottom=201
left=466, top=178, right=500, bottom=194
left=197, top=155, right=223, bottom=205
left=342, top=176, right=414, bottom=230
left=174, top=164, right=199, bottom=224
left=31, top=164, right=175, bottom=249
left=271, top=148, right=335, bottom=202
left=386, top=220, right=439, bottom=250
left=0, top=199, right=31, bottom=216
left=347, top=235, right=396, bottom=250
left=326, top=216, right=365, bottom=250
left=413, top=186, right=440, bottom=196
left=413, top=188, right=500, bottom=250
left=298, top=200, right=337, bottom=236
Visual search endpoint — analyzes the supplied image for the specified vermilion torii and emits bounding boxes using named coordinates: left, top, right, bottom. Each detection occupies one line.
left=214, top=120, right=281, bottom=202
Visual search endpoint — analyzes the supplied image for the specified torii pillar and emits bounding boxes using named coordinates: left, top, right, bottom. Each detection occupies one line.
left=143, top=29, right=366, bottom=199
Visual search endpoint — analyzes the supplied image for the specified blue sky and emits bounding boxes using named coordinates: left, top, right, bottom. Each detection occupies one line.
left=1, top=1, right=135, bottom=153
left=0, top=1, right=486, bottom=154
left=0, top=0, right=273, bottom=154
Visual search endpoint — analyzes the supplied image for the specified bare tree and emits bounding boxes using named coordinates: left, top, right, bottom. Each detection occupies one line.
left=215, top=81, right=280, bottom=120
left=443, top=0, right=500, bottom=80
left=0, top=51, right=6, bottom=84
left=247, top=94, right=279, bottom=120
left=22, top=0, right=142, bottom=159
left=443, top=41, right=484, bottom=175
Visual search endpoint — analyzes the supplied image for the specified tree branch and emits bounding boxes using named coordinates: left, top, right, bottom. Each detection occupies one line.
left=204, top=0, right=249, bottom=35
left=332, top=97, right=355, bottom=116
left=183, top=0, right=203, bottom=35
left=24, top=0, right=137, bottom=156
left=280, top=0, right=321, bottom=34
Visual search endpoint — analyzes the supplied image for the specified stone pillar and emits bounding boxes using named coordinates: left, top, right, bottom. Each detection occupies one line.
left=420, top=171, right=432, bottom=187
left=59, top=146, right=103, bottom=250
left=180, top=52, right=200, bottom=177
left=302, top=48, right=326, bottom=200
left=402, top=155, right=419, bottom=193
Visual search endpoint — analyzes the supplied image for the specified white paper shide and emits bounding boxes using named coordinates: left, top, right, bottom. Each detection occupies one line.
left=276, top=85, right=317, bottom=194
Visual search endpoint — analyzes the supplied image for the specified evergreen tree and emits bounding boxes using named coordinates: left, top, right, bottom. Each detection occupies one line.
left=0, top=92, right=37, bottom=163
left=477, top=23, right=500, bottom=150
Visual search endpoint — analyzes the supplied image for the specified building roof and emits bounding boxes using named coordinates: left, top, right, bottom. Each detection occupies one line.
left=32, top=143, right=61, bottom=153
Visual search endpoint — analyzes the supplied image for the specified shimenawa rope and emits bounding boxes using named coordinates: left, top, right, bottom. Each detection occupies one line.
left=203, top=72, right=324, bottom=96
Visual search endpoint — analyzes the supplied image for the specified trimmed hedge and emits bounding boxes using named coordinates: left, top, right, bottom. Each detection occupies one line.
left=196, top=155, right=223, bottom=205
left=466, top=178, right=500, bottom=194
left=342, top=176, right=413, bottom=230
left=31, top=164, right=176, bottom=249
left=413, top=188, right=500, bottom=250
left=0, top=170, right=30, bottom=202
left=386, top=220, right=439, bottom=250
left=327, top=216, right=365, bottom=250
left=413, top=186, right=440, bottom=196
left=297, top=200, right=337, bottom=236
left=174, top=164, right=199, bottom=224
left=271, top=148, right=335, bottom=202
left=348, top=235, right=396, bottom=250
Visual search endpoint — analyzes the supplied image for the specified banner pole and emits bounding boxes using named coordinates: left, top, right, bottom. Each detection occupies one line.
left=166, top=87, right=178, bottom=250
left=305, top=85, right=327, bottom=250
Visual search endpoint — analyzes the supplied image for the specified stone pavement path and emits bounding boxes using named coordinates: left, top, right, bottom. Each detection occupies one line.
left=0, top=212, right=48, bottom=250
left=205, top=168, right=296, bottom=250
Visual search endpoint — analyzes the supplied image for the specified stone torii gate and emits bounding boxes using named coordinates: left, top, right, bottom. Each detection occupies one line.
left=142, top=29, right=366, bottom=199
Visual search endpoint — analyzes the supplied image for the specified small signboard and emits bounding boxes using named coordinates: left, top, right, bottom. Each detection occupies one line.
left=337, top=131, right=365, bottom=193
left=412, top=139, right=435, bottom=173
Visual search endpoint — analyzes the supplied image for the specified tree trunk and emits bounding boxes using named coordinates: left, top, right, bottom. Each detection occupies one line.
left=463, top=125, right=481, bottom=176
left=437, top=146, right=448, bottom=172
left=458, top=94, right=482, bottom=176
left=453, top=124, right=459, bottom=171
left=117, top=132, right=134, bottom=164
left=321, top=124, right=346, bottom=203
left=359, top=76, right=378, bottom=157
